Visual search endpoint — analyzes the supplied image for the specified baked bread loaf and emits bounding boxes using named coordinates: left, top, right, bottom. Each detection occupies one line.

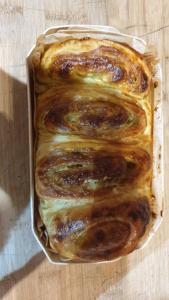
left=31, top=36, right=155, bottom=262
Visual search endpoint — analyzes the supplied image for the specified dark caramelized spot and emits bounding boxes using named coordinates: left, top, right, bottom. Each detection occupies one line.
left=91, top=198, right=150, bottom=232
left=91, top=207, right=110, bottom=219
left=62, top=170, right=90, bottom=185
left=60, top=61, right=74, bottom=77
left=98, top=45, right=122, bottom=56
left=95, top=229, right=106, bottom=243
left=39, top=224, right=48, bottom=243
left=94, top=153, right=127, bottom=179
left=78, top=220, right=131, bottom=258
left=68, top=151, right=85, bottom=160
left=38, top=156, right=58, bottom=171
left=126, top=161, right=138, bottom=179
left=52, top=54, right=124, bottom=82
left=44, top=101, right=69, bottom=128
left=81, top=114, right=105, bottom=128
left=140, top=72, right=148, bottom=92
left=108, top=110, right=129, bottom=126
left=129, top=210, right=140, bottom=221
left=154, top=81, right=158, bottom=88
left=152, top=212, right=157, bottom=219
left=128, top=198, right=150, bottom=227
left=138, top=199, right=150, bottom=224
left=80, top=103, right=129, bottom=128
left=110, top=222, right=130, bottom=245
left=127, top=161, right=136, bottom=170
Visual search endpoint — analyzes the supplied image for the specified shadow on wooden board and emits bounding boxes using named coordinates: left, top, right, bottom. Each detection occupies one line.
left=0, top=69, right=45, bottom=298
left=0, top=252, right=45, bottom=299
left=0, top=69, right=30, bottom=253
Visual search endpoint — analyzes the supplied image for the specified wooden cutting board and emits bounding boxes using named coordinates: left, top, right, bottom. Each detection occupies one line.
left=0, top=1, right=169, bottom=299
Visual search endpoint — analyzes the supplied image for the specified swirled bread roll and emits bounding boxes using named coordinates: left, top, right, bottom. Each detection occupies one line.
left=36, top=142, right=151, bottom=199
left=31, top=36, right=156, bottom=262
left=39, top=196, right=150, bottom=261
left=36, top=85, right=148, bottom=143
left=33, top=38, right=152, bottom=98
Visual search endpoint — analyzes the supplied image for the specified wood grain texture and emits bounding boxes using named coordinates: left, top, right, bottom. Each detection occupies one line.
left=0, top=0, right=168, bottom=299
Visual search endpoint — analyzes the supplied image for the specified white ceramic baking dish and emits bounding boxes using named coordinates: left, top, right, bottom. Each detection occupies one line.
left=26, top=25, right=164, bottom=264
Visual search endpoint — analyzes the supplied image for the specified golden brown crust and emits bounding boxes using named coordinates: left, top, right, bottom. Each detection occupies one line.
left=36, top=142, right=151, bottom=199
left=36, top=85, right=147, bottom=142
left=31, top=36, right=154, bottom=262
left=33, top=38, right=153, bottom=97
left=40, top=196, right=150, bottom=262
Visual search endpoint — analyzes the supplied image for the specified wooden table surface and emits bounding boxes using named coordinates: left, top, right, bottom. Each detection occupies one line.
left=0, top=1, right=169, bottom=299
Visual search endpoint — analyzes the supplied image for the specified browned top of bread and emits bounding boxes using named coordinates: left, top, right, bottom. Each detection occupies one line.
left=31, top=36, right=155, bottom=262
